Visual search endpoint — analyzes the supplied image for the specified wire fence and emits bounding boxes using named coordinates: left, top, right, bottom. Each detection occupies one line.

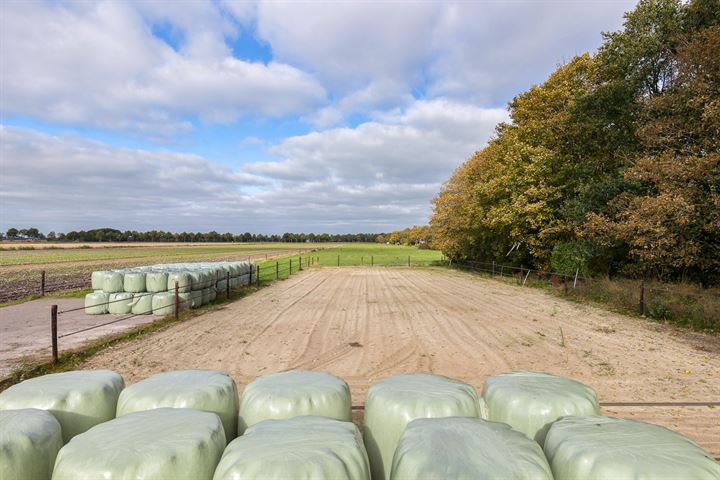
left=447, top=259, right=719, bottom=331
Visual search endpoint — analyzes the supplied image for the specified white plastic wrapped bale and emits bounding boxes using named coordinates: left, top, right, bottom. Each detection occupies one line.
left=0, top=409, right=63, bottom=480
left=390, top=417, right=553, bottom=480
left=216, top=280, right=227, bottom=298
left=167, top=272, right=192, bottom=293
left=364, top=373, right=479, bottom=480
left=52, top=408, right=226, bottom=480
left=208, top=286, right=217, bottom=303
left=152, top=292, right=177, bottom=315
left=122, top=272, right=146, bottom=293
left=190, top=271, right=204, bottom=291
left=116, top=370, right=238, bottom=443
left=544, top=416, right=720, bottom=479
left=202, top=287, right=213, bottom=305
left=131, top=293, right=154, bottom=315
left=102, top=272, right=124, bottom=293
left=145, top=272, right=168, bottom=292
left=107, top=292, right=134, bottom=315
left=90, top=271, right=110, bottom=290
left=238, top=370, right=351, bottom=434
left=213, top=416, right=370, bottom=480
left=479, top=371, right=599, bottom=445
left=0, top=370, right=124, bottom=443
left=84, top=292, right=109, bottom=315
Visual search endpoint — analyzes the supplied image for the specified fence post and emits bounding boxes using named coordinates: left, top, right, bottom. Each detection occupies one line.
left=573, top=268, right=579, bottom=289
left=492, top=261, right=495, bottom=277
left=361, top=256, right=363, bottom=265
left=299, top=256, right=303, bottom=271
left=563, top=275, right=568, bottom=295
left=174, top=281, right=179, bottom=319
left=371, top=256, right=374, bottom=267
left=226, top=272, right=230, bottom=297
left=639, top=280, right=645, bottom=316
left=257, top=265, right=260, bottom=286
left=337, top=255, right=340, bottom=267
left=290, top=258, right=292, bottom=275
left=51, top=305, right=58, bottom=364
left=408, top=255, right=410, bottom=267
left=500, top=265, right=504, bottom=277
left=519, top=265, right=524, bottom=285
left=276, top=261, right=279, bottom=280
left=41, top=270, right=46, bottom=296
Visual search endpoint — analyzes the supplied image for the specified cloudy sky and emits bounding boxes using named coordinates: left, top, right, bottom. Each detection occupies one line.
left=0, top=0, right=636, bottom=234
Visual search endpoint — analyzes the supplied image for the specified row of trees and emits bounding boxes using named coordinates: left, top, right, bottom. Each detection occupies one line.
left=3, top=227, right=383, bottom=244
left=431, top=0, right=719, bottom=284
left=376, top=226, right=433, bottom=247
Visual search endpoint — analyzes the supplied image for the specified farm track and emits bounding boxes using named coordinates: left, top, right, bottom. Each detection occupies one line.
left=81, top=267, right=720, bottom=457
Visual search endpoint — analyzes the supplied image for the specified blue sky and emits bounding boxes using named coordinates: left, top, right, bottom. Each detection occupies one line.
left=0, top=0, right=637, bottom=234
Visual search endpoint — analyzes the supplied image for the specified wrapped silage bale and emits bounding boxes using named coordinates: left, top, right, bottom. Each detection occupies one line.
left=108, top=292, right=134, bottom=315
left=116, top=370, right=238, bottom=442
left=90, top=271, right=110, bottom=290
left=479, top=371, right=599, bottom=445
left=122, top=272, right=146, bottom=293
left=0, top=370, right=124, bottom=443
left=544, top=416, right=720, bottom=479
left=102, top=271, right=124, bottom=293
left=84, top=292, right=109, bottom=315
left=216, top=279, right=228, bottom=299
left=168, top=271, right=192, bottom=293
left=0, top=409, right=63, bottom=480
left=190, top=271, right=205, bottom=291
left=145, top=271, right=168, bottom=292
left=208, top=286, right=217, bottom=302
left=238, top=370, right=351, bottom=434
left=178, top=292, right=192, bottom=310
left=52, top=408, right=226, bottom=480
left=131, top=292, right=154, bottom=315
left=390, top=417, right=553, bottom=480
left=214, top=416, right=370, bottom=480
left=201, top=287, right=210, bottom=304
left=152, top=292, right=177, bottom=316
left=189, top=289, right=203, bottom=308
left=364, top=373, right=479, bottom=480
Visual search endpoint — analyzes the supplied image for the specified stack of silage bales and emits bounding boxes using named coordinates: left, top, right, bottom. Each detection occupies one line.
left=84, top=261, right=256, bottom=316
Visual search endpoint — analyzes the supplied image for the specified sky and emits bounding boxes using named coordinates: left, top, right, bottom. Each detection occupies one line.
left=0, top=0, right=637, bottom=235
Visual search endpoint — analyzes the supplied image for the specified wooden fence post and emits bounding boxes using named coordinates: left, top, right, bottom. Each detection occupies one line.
left=371, top=256, right=374, bottom=267
left=41, top=270, right=46, bottom=296
left=337, top=255, right=340, bottom=267
left=174, top=282, right=179, bottom=319
left=226, top=272, right=230, bottom=297
left=299, top=256, right=303, bottom=271
left=408, top=255, right=410, bottom=267
left=492, top=261, right=495, bottom=277
left=639, top=280, right=645, bottom=316
left=289, top=258, right=292, bottom=275
left=51, top=305, right=58, bottom=364
left=276, top=261, right=279, bottom=280
left=257, top=265, right=260, bottom=286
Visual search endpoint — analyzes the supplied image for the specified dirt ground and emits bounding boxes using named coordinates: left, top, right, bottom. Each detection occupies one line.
left=80, top=267, right=720, bottom=457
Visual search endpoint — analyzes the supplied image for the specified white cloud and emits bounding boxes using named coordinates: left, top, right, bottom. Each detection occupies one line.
left=1, top=100, right=506, bottom=232
left=0, top=1, right=326, bottom=134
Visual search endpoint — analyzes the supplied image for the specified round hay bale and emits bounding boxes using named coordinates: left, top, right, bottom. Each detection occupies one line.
left=145, top=272, right=168, bottom=293
left=0, top=409, right=63, bottom=480
left=107, top=292, right=134, bottom=315
left=84, top=292, right=109, bottom=315
left=122, top=272, right=146, bottom=293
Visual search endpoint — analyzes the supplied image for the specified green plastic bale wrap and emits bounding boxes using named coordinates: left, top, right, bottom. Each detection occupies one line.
left=122, top=272, right=146, bottom=293
left=213, top=416, right=370, bottom=480
left=145, top=272, right=168, bottom=292
left=84, top=292, right=109, bottom=315
left=102, top=272, right=124, bottom=293
left=107, top=292, right=134, bottom=315
left=152, top=292, right=176, bottom=315
left=90, top=271, right=110, bottom=290
left=208, top=286, right=217, bottom=302
left=479, top=371, right=599, bottom=445
left=116, top=370, right=238, bottom=442
left=364, top=373, right=479, bottom=480
left=238, top=370, right=351, bottom=434
left=167, top=272, right=192, bottom=293
left=178, top=292, right=192, bottom=310
left=0, top=370, right=124, bottom=443
left=189, top=271, right=204, bottom=290
left=544, top=416, right=720, bottom=479
left=390, top=417, right=553, bottom=480
left=189, top=290, right=203, bottom=308
left=216, top=280, right=228, bottom=298
left=131, top=293, right=154, bottom=315
left=0, top=409, right=63, bottom=480
left=202, top=287, right=213, bottom=305
left=52, top=408, right=226, bottom=480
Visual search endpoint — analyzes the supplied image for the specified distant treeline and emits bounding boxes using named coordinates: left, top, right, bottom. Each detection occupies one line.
left=431, top=0, right=720, bottom=285
left=3, top=227, right=384, bottom=244
left=377, top=226, right=433, bottom=248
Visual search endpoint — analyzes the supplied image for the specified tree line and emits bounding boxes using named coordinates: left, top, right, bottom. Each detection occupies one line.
left=431, top=0, right=719, bottom=285
left=2, top=227, right=383, bottom=244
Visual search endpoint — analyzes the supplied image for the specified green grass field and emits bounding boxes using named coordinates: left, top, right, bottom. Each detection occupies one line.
left=256, top=243, right=443, bottom=281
